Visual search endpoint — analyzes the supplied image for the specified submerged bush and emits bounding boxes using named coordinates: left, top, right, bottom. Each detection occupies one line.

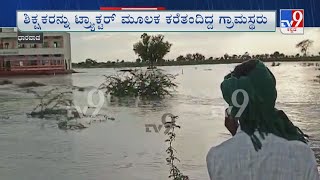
left=28, top=88, right=114, bottom=130
left=0, top=79, right=13, bottom=85
left=58, top=120, right=87, bottom=130
left=271, top=62, right=280, bottom=66
left=99, top=69, right=177, bottom=99
left=314, top=75, right=320, bottom=83
left=18, top=81, right=46, bottom=88
left=78, top=87, right=85, bottom=91
left=28, top=88, right=77, bottom=119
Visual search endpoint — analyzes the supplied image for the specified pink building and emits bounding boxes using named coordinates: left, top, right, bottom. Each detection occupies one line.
left=0, top=28, right=72, bottom=75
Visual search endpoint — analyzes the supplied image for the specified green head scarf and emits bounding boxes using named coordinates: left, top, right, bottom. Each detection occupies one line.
left=221, top=60, right=308, bottom=151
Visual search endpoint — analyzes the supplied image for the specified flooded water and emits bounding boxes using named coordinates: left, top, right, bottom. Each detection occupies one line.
left=0, top=62, right=319, bottom=180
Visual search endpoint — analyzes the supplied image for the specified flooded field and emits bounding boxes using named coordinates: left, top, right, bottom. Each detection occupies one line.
left=0, top=62, right=319, bottom=180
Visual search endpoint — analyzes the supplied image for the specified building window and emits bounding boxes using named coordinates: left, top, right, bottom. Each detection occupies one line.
left=18, top=44, right=25, bottom=48
left=54, top=54, right=62, bottom=57
left=10, top=61, right=18, bottom=66
left=53, top=42, right=58, bottom=48
left=51, top=60, right=57, bottom=65
left=30, top=60, right=37, bottom=66
left=43, top=42, right=49, bottom=48
left=30, top=44, right=37, bottom=48
left=43, top=55, right=49, bottom=57
left=4, top=43, right=9, bottom=49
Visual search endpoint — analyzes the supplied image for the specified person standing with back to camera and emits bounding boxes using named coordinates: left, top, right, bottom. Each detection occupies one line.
left=206, top=60, right=319, bottom=180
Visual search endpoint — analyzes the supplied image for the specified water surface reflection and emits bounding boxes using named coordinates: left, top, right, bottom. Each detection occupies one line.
left=0, top=62, right=319, bottom=180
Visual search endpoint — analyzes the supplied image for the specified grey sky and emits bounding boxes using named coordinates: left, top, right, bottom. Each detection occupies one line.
left=70, top=28, right=320, bottom=62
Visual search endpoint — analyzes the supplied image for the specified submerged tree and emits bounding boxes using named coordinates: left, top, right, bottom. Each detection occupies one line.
left=99, top=69, right=177, bottom=99
left=133, top=33, right=172, bottom=68
left=296, top=39, right=313, bottom=56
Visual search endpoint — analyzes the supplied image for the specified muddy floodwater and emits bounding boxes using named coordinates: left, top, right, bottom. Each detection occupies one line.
left=0, top=62, right=319, bottom=180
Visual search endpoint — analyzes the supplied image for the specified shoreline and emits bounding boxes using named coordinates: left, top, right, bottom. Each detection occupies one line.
left=72, top=57, right=320, bottom=69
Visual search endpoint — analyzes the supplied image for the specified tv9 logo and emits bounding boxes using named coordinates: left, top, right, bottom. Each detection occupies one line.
left=280, top=9, right=304, bottom=35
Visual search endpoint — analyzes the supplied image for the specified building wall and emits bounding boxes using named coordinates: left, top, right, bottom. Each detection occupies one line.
left=1, top=38, right=16, bottom=49
left=63, top=33, right=72, bottom=70
left=0, top=28, right=15, bottom=33
left=0, top=30, right=72, bottom=72
left=7, top=55, right=65, bottom=71
left=0, top=56, right=3, bottom=70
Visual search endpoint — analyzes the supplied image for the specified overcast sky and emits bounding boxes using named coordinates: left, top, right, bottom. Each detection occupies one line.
left=70, top=28, right=320, bottom=62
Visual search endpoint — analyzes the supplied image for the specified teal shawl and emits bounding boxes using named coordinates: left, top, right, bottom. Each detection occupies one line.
left=221, top=60, right=308, bottom=151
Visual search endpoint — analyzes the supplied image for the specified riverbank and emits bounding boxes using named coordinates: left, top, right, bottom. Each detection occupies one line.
left=72, top=56, right=320, bottom=69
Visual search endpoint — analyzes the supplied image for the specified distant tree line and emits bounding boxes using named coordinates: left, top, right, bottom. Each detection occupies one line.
left=72, top=34, right=319, bottom=68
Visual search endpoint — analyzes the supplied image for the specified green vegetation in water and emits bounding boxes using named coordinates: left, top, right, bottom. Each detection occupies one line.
left=71, top=86, right=86, bottom=92
left=99, top=69, right=177, bottom=99
left=28, top=88, right=113, bottom=130
left=57, top=120, right=87, bottom=130
left=164, top=115, right=189, bottom=180
left=271, top=62, right=281, bottom=66
left=78, top=87, right=85, bottom=92
left=315, top=75, right=320, bottom=83
left=18, top=81, right=46, bottom=88
left=28, top=88, right=77, bottom=119
left=97, top=33, right=177, bottom=99
left=301, top=62, right=320, bottom=67
left=0, top=79, right=13, bottom=85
